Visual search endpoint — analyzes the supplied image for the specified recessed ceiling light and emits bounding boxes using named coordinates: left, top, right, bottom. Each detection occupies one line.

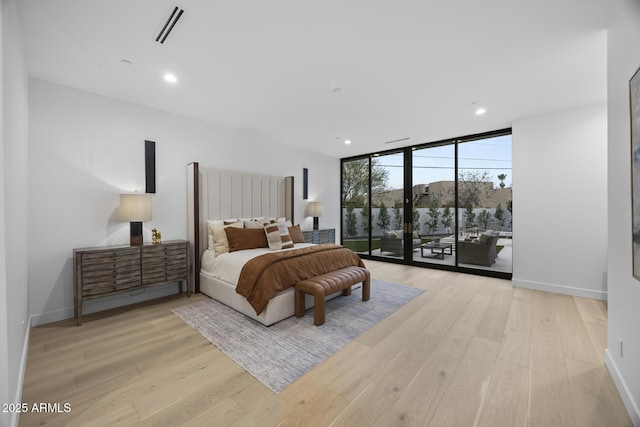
left=344, top=139, right=351, bottom=145
left=164, top=73, right=177, bottom=83
left=471, top=101, right=486, bottom=115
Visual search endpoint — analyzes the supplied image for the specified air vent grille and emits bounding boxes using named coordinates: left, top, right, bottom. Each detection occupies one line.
left=383, top=137, right=410, bottom=145
left=156, top=6, right=184, bottom=44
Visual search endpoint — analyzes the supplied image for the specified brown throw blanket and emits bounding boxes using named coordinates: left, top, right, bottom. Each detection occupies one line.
left=236, top=244, right=366, bottom=315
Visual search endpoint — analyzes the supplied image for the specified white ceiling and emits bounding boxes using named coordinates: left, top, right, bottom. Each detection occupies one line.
left=16, top=0, right=611, bottom=158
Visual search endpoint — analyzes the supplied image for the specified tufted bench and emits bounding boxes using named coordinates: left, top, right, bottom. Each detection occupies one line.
left=294, top=266, right=370, bottom=326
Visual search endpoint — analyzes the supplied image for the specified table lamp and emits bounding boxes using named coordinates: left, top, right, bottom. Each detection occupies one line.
left=120, top=193, right=152, bottom=246
left=307, top=201, right=323, bottom=231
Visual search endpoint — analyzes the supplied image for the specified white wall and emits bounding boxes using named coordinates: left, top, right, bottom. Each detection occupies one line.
left=28, top=79, right=340, bottom=325
left=607, top=0, right=640, bottom=424
left=1, top=0, right=31, bottom=425
left=512, top=103, right=608, bottom=299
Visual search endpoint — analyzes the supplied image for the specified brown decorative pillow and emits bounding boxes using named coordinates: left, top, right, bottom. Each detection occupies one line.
left=288, top=225, right=305, bottom=244
left=224, top=227, right=268, bottom=252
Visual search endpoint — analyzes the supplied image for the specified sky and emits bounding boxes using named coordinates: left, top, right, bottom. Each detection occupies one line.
left=376, top=134, right=512, bottom=190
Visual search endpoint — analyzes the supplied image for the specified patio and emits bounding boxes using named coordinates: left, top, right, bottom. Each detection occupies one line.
left=354, top=236, right=513, bottom=274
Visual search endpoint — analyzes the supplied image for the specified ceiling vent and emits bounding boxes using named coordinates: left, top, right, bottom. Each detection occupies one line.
left=155, top=6, right=185, bottom=44
left=383, top=137, right=410, bottom=145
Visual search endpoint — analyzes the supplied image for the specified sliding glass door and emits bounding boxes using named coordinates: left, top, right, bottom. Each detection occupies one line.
left=341, top=129, right=512, bottom=279
left=413, top=144, right=456, bottom=267
left=457, top=134, right=512, bottom=274
left=342, top=157, right=370, bottom=256
left=372, top=151, right=404, bottom=260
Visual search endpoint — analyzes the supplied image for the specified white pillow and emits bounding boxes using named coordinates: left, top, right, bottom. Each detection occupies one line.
left=207, top=218, right=238, bottom=249
left=244, top=219, right=268, bottom=229
left=209, top=221, right=243, bottom=256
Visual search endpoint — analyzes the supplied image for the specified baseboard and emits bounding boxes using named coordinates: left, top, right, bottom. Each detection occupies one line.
left=605, top=349, right=640, bottom=427
left=31, top=283, right=182, bottom=326
left=10, top=316, right=31, bottom=427
left=511, top=278, right=607, bottom=300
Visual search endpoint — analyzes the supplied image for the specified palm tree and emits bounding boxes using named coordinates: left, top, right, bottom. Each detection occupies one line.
left=497, top=173, right=507, bottom=188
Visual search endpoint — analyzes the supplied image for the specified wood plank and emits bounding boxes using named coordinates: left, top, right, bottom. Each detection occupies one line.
left=529, top=328, right=576, bottom=427
left=427, top=336, right=500, bottom=427
left=498, top=287, right=533, bottom=367
left=281, top=341, right=371, bottom=420
left=476, top=359, right=529, bottom=427
left=531, top=290, right=559, bottom=333
left=378, top=350, right=460, bottom=426
left=553, top=294, right=601, bottom=365
left=565, top=356, right=633, bottom=427
left=330, top=332, right=441, bottom=426
left=476, top=282, right=514, bottom=343
left=422, top=277, right=482, bottom=337
left=279, top=389, right=349, bottom=427
left=436, top=292, right=491, bottom=359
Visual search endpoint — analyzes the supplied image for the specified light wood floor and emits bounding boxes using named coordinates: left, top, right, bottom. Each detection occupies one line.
left=20, top=261, right=632, bottom=426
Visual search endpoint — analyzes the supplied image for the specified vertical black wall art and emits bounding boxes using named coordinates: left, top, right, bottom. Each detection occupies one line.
left=303, top=167, right=308, bottom=200
left=145, top=140, right=156, bottom=193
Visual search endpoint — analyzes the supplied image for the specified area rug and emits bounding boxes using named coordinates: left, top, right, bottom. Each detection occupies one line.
left=172, top=279, right=423, bottom=393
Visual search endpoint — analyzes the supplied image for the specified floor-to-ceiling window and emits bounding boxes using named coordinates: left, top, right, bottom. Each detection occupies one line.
left=413, top=144, right=456, bottom=267
left=457, top=134, right=512, bottom=275
left=341, top=129, right=512, bottom=279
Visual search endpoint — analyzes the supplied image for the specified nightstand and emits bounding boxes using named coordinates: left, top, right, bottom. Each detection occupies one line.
left=301, top=228, right=336, bottom=244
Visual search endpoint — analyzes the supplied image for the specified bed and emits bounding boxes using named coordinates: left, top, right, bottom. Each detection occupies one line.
left=186, top=163, right=367, bottom=325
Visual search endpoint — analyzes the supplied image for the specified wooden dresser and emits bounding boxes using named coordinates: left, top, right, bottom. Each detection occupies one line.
left=74, top=240, right=189, bottom=325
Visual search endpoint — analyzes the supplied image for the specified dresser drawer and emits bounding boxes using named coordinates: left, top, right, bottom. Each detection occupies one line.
left=81, top=247, right=139, bottom=262
left=77, top=248, right=141, bottom=298
left=82, top=275, right=141, bottom=298
left=141, top=243, right=188, bottom=287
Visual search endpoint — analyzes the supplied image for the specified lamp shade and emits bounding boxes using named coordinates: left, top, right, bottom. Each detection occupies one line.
left=306, top=201, right=323, bottom=217
left=119, top=194, right=152, bottom=222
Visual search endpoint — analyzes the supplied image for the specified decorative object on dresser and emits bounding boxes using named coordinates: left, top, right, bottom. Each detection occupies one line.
left=73, top=240, right=189, bottom=325
left=306, top=201, right=323, bottom=230
left=119, top=193, right=152, bottom=246
left=301, top=228, right=335, bottom=244
left=152, top=228, right=162, bottom=243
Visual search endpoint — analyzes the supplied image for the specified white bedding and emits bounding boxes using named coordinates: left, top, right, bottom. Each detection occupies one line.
left=198, top=242, right=324, bottom=326
left=200, top=243, right=316, bottom=285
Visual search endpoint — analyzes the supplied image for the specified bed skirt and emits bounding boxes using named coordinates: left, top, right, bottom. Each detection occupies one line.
left=199, top=271, right=344, bottom=326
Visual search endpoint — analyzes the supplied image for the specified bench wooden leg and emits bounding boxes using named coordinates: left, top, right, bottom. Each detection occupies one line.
left=294, top=289, right=306, bottom=318
left=342, top=286, right=351, bottom=296
left=313, top=294, right=325, bottom=326
left=362, top=276, right=370, bottom=301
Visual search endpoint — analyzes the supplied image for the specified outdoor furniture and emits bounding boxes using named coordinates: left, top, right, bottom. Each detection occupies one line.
left=457, top=232, right=499, bottom=266
left=421, top=242, right=453, bottom=259
left=380, top=230, right=421, bottom=254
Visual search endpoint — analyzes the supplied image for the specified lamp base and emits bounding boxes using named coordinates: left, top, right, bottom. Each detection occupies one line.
left=313, top=217, right=319, bottom=231
left=130, top=221, right=143, bottom=246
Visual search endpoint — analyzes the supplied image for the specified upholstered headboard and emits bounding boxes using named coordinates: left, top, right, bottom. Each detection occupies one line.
left=186, top=162, right=294, bottom=292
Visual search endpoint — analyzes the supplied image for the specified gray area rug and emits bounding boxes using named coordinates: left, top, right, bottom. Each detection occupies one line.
left=172, top=279, right=424, bottom=393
